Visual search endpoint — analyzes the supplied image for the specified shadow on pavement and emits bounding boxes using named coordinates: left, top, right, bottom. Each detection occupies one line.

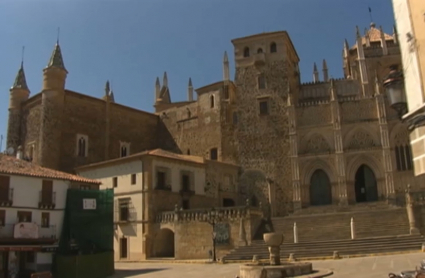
left=111, top=268, right=168, bottom=277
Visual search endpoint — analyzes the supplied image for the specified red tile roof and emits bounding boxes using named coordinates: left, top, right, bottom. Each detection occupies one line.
left=0, top=154, right=100, bottom=184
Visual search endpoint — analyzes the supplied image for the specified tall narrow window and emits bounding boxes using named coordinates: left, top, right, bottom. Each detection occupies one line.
left=223, top=85, right=229, bottom=99
left=181, top=174, right=190, bottom=191
left=113, top=177, right=118, bottom=188
left=258, top=74, right=266, bottom=89
left=131, top=174, right=136, bottom=185
left=120, top=142, right=130, bottom=158
left=0, top=210, right=5, bottom=226
left=0, top=175, right=10, bottom=202
left=187, top=149, right=191, bottom=155
left=210, top=148, right=218, bottom=160
left=76, top=134, right=88, bottom=157
left=243, top=47, right=250, bottom=57
left=259, top=100, right=269, bottom=115
left=210, top=95, right=215, bottom=108
left=270, top=42, right=277, bottom=53
left=395, top=144, right=413, bottom=171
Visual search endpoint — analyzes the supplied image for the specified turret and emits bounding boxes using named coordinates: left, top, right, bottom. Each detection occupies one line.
left=223, top=51, right=230, bottom=81
left=38, top=41, right=67, bottom=169
left=155, top=77, right=160, bottom=99
left=313, top=63, right=319, bottom=83
left=188, top=78, right=193, bottom=101
left=393, top=25, right=398, bottom=44
left=356, top=26, right=369, bottom=96
left=42, top=41, right=67, bottom=92
left=322, top=59, right=329, bottom=82
left=154, top=72, right=171, bottom=112
left=6, top=62, right=30, bottom=154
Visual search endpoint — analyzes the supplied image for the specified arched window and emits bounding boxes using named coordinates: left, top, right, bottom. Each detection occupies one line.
left=270, top=42, right=277, bottom=53
left=257, top=48, right=263, bottom=54
left=121, top=146, right=127, bottom=157
left=78, top=137, right=86, bottom=157
left=243, top=47, right=250, bottom=57
left=210, top=95, right=215, bottom=108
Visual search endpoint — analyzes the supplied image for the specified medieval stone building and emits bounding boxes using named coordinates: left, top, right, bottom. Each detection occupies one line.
left=6, top=21, right=425, bottom=217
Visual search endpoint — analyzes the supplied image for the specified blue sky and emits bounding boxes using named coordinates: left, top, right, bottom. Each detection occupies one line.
left=0, top=0, right=395, bottom=152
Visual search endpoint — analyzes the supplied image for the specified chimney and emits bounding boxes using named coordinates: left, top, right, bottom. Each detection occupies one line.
left=16, top=146, right=23, bottom=160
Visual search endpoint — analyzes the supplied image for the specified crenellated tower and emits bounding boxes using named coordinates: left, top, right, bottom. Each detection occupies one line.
left=6, top=62, right=30, bottom=154
left=232, top=31, right=300, bottom=216
left=38, top=41, right=68, bottom=169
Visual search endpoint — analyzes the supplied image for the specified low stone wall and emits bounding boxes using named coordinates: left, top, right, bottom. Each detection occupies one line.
left=155, top=206, right=264, bottom=260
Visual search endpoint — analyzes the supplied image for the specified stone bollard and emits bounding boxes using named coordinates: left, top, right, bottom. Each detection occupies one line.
left=288, top=253, right=296, bottom=262
left=422, top=243, right=425, bottom=252
left=350, top=217, right=356, bottom=240
left=333, top=251, right=340, bottom=260
left=252, top=255, right=259, bottom=264
left=293, top=222, right=298, bottom=244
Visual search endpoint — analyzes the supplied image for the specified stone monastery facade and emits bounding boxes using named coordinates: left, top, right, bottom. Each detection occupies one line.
left=6, top=22, right=425, bottom=216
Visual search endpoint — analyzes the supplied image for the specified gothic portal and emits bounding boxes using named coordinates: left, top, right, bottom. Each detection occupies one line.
left=354, top=165, right=378, bottom=203
left=310, top=169, right=332, bottom=206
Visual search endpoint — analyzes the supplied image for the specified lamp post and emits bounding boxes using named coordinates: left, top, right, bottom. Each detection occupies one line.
left=383, top=64, right=407, bottom=119
left=202, top=207, right=222, bottom=262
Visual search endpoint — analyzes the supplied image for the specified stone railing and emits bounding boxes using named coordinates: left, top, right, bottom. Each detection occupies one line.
left=156, top=205, right=263, bottom=224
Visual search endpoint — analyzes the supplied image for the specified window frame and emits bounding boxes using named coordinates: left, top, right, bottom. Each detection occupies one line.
left=76, top=134, right=89, bottom=157
left=259, top=99, right=269, bottom=115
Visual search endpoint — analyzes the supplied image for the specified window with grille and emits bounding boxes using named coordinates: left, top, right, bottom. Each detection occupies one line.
left=395, top=145, right=413, bottom=171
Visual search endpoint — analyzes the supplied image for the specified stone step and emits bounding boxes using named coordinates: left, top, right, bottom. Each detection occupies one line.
left=223, top=235, right=424, bottom=261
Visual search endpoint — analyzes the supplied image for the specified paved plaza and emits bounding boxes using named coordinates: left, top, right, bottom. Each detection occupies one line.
left=111, top=252, right=425, bottom=278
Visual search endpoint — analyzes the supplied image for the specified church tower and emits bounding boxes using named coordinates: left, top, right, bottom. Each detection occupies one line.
left=38, top=41, right=68, bottom=169
left=231, top=31, right=300, bottom=216
left=6, top=62, right=30, bottom=154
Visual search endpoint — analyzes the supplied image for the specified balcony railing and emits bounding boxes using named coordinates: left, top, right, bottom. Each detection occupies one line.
left=39, top=191, right=56, bottom=209
left=0, top=188, right=13, bottom=207
left=0, top=224, right=57, bottom=240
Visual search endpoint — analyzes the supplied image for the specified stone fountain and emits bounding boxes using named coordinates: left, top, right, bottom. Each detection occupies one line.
left=238, top=233, right=314, bottom=278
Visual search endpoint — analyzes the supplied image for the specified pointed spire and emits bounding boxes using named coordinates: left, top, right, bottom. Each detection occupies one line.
left=105, top=80, right=110, bottom=96
left=223, top=51, right=228, bottom=63
left=380, top=25, right=388, bottom=55
left=343, top=39, right=350, bottom=58
left=188, top=78, right=193, bottom=101
left=46, top=42, right=67, bottom=72
left=364, top=28, right=370, bottom=47
left=162, top=72, right=168, bottom=88
left=109, top=90, right=115, bottom=102
left=356, top=26, right=361, bottom=39
left=11, top=62, right=29, bottom=91
left=313, top=63, right=319, bottom=83
left=155, top=77, right=161, bottom=99
left=393, top=24, right=398, bottom=44
left=223, top=51, right=230, bottom=81
left=322, top=59, right=329, bottom=82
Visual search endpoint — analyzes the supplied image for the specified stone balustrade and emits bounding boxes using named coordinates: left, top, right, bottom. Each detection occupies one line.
left=155, top=206, right=263, bottom=223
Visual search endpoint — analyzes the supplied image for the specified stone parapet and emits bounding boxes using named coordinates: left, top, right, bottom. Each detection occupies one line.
left=155, top=206, right=263, bottom=223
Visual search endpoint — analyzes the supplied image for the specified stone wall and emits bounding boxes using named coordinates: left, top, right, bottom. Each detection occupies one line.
left=235, top=60, right=292, bottom=216
left=21, top=95, right=42, bottom=163
left=155, top=206, right=263, bottom=260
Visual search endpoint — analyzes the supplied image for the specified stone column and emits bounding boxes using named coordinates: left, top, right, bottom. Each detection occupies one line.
left=406, top=190, right=420, bottom=234
left=238, top=218, right=247, bottom=246
left=287, top=92, right=302, bottom=211
left=375, top=79, right=396, bottom=203
left=330, top=80, right=348, bottom=205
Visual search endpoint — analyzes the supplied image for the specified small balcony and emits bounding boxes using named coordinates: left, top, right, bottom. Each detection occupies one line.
left=39, top=191, right=56, bottom=209
left=0, top=188, right=13, bottom=207
left=0, top=223, right=57, bottom=242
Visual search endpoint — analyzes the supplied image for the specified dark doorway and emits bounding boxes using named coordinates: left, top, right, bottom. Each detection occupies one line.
left=310, top=169, right=332, bottom=206
left=222, top=198, right=235, bottom=207
left=354, top=164, right=378, bottom=203
left=153, top=229, right=175, bottom=258
left=120, top=237, right=128, bottom=259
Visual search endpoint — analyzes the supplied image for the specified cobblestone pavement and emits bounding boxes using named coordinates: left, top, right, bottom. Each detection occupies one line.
left=112, top=252, right=425, bottom=278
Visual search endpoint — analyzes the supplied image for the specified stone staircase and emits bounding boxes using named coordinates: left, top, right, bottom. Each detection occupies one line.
left=275, top=204, right=410, bottom=243
left=223, top=202, right=419, bottom=261
left=223, top=234, right=424, bottom=261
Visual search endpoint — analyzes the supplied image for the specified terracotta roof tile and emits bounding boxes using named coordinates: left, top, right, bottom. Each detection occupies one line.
left=0, top=154, right=100, bottom=184
left=351, top=26, right=393, bottom=49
